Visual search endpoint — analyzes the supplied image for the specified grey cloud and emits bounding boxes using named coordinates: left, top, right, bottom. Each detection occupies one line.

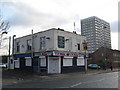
left=1, top=1, right=71, bottom=29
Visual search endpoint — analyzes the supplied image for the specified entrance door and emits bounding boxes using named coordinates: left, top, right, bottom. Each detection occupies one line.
left=33, top=57, right=40, bottom=72
left=10, top=59, right=14, bottom=69
left=14, top=60, right=20, bottom=68
left=48, top=57, right=61, bottom=74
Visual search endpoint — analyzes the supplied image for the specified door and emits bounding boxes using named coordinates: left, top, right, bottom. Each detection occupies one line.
left=33, top=57, right=40, bottom=72
left=48, top=57, right=61, bottom=74
left=10, top=59, right=14, bottom=69
left=14, top=60, right=20, bottom=68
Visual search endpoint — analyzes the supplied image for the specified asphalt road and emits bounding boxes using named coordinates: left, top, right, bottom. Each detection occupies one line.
left=2, top=71, right=119, bottom=89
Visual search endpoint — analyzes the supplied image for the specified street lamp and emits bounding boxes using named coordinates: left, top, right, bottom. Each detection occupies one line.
left=0, top=31, right=8, bottom=46
left=2, top=31, right=8, bottom=35
left=8, top=36, right=11, bottom=69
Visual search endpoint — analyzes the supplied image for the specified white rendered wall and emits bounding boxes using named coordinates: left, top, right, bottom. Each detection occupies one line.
left=54, top=30, right=86, bottom=52
left=14, top=29, right=86, bottom=54
left=15, top=30, right=55, bottom=54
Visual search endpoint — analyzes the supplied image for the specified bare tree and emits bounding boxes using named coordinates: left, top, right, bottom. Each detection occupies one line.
left=0, top=14, right=10, bottom=48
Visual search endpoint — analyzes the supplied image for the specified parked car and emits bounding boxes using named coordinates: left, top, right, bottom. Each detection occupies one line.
left=88, top=64, right=101, bottom=69
left=0, top=63, right=7, bottom=68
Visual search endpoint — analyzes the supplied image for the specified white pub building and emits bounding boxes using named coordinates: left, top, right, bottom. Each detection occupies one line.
left=10, top=28, right=87, bottom=74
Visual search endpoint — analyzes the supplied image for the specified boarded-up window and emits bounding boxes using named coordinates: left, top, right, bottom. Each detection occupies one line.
left=25, top=58, right=32, bottom=66
left=77, top=57, right=84, bottom=66
left=63, top=57, right=72, bottom=66
left=40, top=57, right=46, bottom=67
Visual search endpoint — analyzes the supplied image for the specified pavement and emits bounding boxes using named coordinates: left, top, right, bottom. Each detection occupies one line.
left=1, top=68, right=120, bottom=85
left=49, top=68, right=120, bottom=78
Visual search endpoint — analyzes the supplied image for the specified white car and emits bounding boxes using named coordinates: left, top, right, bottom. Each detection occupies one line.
left=0, top=63, right=7, bottom=68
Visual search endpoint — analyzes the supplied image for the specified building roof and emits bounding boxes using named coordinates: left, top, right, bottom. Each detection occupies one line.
left=91, top=46, right=120, bottom=55
left=81, top=16, right=109, bottom=24
left=15, top=28, right=83, bottom=40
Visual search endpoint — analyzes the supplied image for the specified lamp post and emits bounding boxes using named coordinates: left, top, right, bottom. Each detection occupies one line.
left=2, top=31, right=8, bottom=35
left=8, top=36, right=11, bottom=69
left=82, top=40, right=88, bottom=73
left=31, top=30, right=34, bottom=60
left=103, top=26, right=107, bottom=70
left=0, top=31, right=8, bottom=46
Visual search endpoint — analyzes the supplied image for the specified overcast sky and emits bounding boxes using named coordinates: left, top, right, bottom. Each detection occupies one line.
left=0, top=0, right=119, bottom=55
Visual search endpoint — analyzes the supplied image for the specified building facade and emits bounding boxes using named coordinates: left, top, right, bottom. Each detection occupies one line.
left=88, top=47, right=120, bottom=69
left=10, top=28, right=87, bottom=74
left=81, top=16, right=111, bottom=53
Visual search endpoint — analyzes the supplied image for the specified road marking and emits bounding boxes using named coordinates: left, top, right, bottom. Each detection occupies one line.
left=70, top=75, right=118, bottom=88
left=70, top=79, right=103, bottom=88
left=70, top=82, right=82, bottom=88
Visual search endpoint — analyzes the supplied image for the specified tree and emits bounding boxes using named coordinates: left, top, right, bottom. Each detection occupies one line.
left=0, top=14, right=10, bottom=48
left=0, top=12, right=10, bottom=55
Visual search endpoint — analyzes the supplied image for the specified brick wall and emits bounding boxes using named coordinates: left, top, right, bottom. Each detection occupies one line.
left=88, top=47, right=120, bottom=68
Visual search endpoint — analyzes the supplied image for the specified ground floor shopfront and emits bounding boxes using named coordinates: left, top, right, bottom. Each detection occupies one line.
left=10, top=51, right=85, bottom=74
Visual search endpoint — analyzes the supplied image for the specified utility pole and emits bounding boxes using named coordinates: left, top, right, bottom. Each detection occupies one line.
left=31, top=29, right=34, bottom=59
left=104, top=46, right=107, bottom=70
left=74, top=22, right=75, bottom=31
left=12, top=35, right=16, bottom=60
left=103, top=26, right=107, bottom=70
left=83, top=40, right=88, bottom=73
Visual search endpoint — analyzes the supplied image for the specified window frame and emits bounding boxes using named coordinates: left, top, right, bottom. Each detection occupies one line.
left=16, top=42, right=20, bottom=52
left=58, top=36, right=65, bottom=48
left=40, top=36, right=46, bottom=50
left=77, top=43, right=80, bottom=50
left=27, top=39, right=32, bottom=51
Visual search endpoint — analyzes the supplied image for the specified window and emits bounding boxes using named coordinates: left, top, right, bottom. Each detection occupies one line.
left=25, top=58, right=32, bottom=66
left=40, top=36, right=46, bottom=50
left=27, top=39, right=32, bottom=51
left=77, top=43, right=80, bottom=50
left=16, top=42, right=20, bottom=52
left=58, top=36, right=65, bottom=48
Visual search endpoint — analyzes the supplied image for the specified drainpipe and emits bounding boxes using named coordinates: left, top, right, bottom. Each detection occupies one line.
left=31, top=30, right=35, bottom=71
